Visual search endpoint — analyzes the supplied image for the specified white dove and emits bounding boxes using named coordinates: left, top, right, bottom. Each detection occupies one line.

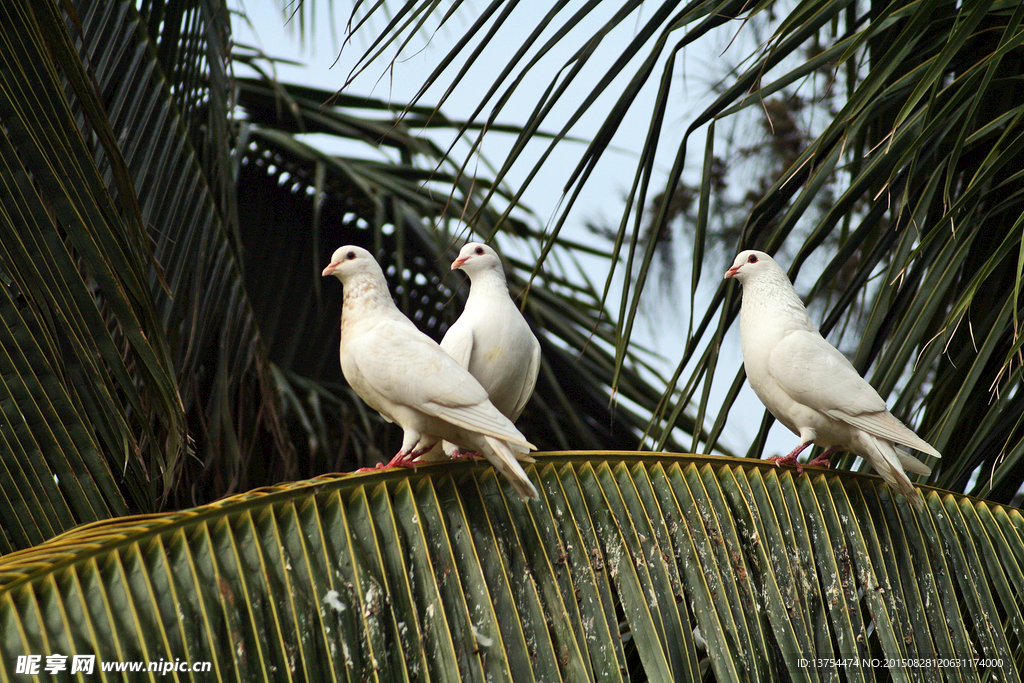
left=440, top=243, right=541, bottom=457
left=322, top=245, right=539, bottom=500
left=724, top=250, right=939, bottom=508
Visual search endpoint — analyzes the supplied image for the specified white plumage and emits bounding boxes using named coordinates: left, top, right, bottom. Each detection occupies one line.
left=724, top=250, right=939, bottom=508
left=322, top=245, right=539, bottom=500
left=440, top=243, right=541, bottom=457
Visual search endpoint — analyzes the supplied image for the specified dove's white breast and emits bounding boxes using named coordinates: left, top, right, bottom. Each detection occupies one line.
left=442, top=268, right=539, bottom=421
left=737, top=270, right=845, bottom=443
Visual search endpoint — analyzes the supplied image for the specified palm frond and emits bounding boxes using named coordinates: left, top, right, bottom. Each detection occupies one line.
left=0, top=0, right=191, bottom=552
left=1, top=454, right=1020, bottom=680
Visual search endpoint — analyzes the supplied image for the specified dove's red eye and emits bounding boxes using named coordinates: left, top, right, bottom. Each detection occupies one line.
left=747, top=254, right=758, bottom=264
left=474, top=246, right=485, bottom=255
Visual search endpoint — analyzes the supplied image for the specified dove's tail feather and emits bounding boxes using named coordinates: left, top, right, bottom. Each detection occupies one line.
left=483, top=435, right=539, bottom=500
left=897, top=450, right=932, bottom=476
left=841, top=410, right=941, bottom=459
left=861, top=435, right=925, bottom=510
left=507, top=440, right=536, bottom=463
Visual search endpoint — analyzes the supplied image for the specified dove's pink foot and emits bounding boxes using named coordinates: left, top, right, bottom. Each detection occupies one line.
left=765, top=442, right=812, bottom=474
left=449, top=449, right=481, bottom=462
left=806, top=446, right=838, bottom=469
left=384, top=453, right=417, bottom=469
left=385, top=443, right=436, bottom=469
left=765, top=452, right=804, bottom=474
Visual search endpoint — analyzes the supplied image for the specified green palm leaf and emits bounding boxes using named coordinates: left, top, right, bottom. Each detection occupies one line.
left=0, top=1, right=189, bottom=551
left=1, top=455, right=1019, bottom=681
left=82, top=0, right=296, bottom=502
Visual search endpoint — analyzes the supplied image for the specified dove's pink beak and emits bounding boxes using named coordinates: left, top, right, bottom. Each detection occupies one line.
left=322, top=262, right=339, bottom=277
left=724, top=265, right=740, bottom=279
left=451, top=256, right=469, bottom=270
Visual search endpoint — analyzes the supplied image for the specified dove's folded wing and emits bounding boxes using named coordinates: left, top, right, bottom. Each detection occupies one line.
left=769, top=330, right=940, bottom=457
left=423, top=398, right=534, bottom=450
left=509, top=339, right=541, bottom=421
left=349, top=318, right=534, bottom=449
left=439, top=318, right=474, bottom=369
left=769, top=330, right=885, bottom=413
left=348, top=318, right=487, bottom=405
left=832, top=411, right=940, bottom=457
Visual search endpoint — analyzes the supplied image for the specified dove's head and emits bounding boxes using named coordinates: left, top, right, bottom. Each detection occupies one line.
left=322, top=245, right=383, bottom=282
left=451, top=242, right=504, bottom=278
left=724, top=250, right=777, bottom=282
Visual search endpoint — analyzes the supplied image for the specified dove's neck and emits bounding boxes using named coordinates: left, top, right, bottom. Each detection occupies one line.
left=341, top=274, right=398, bottom=330
left=740, top=272, right=816, bottom=336
left=465, top=270, right=510, bottom=305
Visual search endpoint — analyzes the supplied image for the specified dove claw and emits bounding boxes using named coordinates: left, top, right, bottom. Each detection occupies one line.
left=765, top=440, right=813, bottom=472
left=449, top=449, right=481, bottom=462
left=765, top=451, right=806, bottom=474
left=806, top=446, right=837, bottom=469
left=386, top=452, right=416, bottom=469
